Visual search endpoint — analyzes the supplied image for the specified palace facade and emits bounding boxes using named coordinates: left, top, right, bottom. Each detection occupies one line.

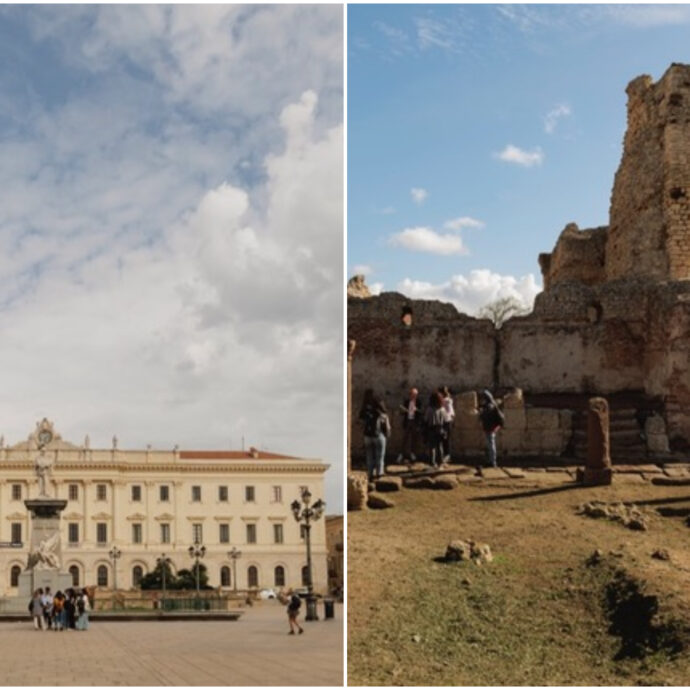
left=0, top=419, right=329, bottom=597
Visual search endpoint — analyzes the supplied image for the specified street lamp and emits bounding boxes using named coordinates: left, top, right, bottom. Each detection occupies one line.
left=228, top=547, right=241, bottom=594
left=188, top=541, right=206, bottom=598
left=156, top=553, right=172, bottom=610
left=109, top=545, right=121, bottom=609
left=291, top=487, right=326, bottom=621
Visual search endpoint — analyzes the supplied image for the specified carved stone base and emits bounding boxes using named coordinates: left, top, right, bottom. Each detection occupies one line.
left=17, top=570, right=73, bottom=600
left=576, top=467, right=613, bottom=486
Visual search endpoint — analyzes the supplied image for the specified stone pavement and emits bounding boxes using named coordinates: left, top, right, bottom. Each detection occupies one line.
left=0, top=601, right=343, bottom=686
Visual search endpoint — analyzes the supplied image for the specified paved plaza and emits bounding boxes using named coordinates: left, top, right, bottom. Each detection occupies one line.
left=0, top=601, right=343, bottom=686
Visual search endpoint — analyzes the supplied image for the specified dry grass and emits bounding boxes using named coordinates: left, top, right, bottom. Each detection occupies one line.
left=348, top=479, right=690, bottom=686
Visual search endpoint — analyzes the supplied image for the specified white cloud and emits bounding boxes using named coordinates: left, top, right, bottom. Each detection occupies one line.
left=410, top=187, right=428, bottom=204
left=603, top=5, right=690, bottom=27
left=0, top=7, right=343, bottom=509
left=378, top=206, right=396, bottom=215
left=351, top=264, right=372, bottom=276
left=369, top=282, right=384, bottom=296
left=494, top=144, right=544, bottom=168
left=444, top=216, right=485, bottom=231
left=544, top=104, right=572, bottom=134
left=397, top=270, right=542, bottom=316
left=389, top=227, right=467, bottom=256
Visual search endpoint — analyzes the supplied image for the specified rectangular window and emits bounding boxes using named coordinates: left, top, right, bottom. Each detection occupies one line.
left=273, top=523, right=284, bottom=544
left=192, top=523, right=203, bottom=543
left=192, top=486, right=201, bottom=502
left=131, top=485, right=142, bottom=502
left=68, top=484, right=79, bottom=501
left=272, top=486, right=282, bottom=503
left=96, top=522, right=107, bottom=544
left=161, top=523, right=170, bottom=544
left=246, top=523, right=257, bottom=544
left=11, top=523, right=21, bottom=544
left=159, top=485, right=169, bottom=502
left=218, top=485, right=228, bottom=502
left=245, top=486, right=255, bottom=502
left=96, top=484, right=107, bottom=501
left=219, top=523, right=230, bottom=543
left=11, top=484, right=21, bottom=501
left=132, top=523, right=143, bottom=544
left=68, top=523, right=79, bottom=544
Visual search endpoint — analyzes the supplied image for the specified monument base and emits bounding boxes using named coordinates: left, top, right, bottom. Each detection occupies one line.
left=17, top=570, right=74, bottom=599
left=576, top=467, right=613, bottom=486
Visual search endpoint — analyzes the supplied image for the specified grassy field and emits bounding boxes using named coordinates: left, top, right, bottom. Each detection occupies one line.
left=348, top=477, right=690, bottom=686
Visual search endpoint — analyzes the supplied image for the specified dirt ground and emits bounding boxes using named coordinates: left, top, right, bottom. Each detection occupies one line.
left=347, top=476, right=690, bottom=686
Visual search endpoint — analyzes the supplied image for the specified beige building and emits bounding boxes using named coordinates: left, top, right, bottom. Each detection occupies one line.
left=0, top=419, right=329, bottom=597
left=325, top=514, right=343, bottom=596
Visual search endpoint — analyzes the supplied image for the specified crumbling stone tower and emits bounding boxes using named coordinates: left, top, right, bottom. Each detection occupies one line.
left=607, top=63, right=690, bottom=282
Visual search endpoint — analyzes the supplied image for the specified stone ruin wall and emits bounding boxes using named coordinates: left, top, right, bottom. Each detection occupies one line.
left=349, top=65, right=690, bottom=465
left=607, top=64, right=690, bottom=282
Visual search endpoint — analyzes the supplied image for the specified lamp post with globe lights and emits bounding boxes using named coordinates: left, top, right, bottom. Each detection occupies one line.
left=188, top=541, right=206, bottom=599
left=291, top=487, right=325, bottom=621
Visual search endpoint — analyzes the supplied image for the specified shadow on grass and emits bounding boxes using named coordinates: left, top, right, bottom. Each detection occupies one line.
left=632, top=495, right=690, bottom=507
left=469, top=482, right=590, bottom=502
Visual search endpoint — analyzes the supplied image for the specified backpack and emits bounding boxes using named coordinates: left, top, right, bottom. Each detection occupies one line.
left=289, top=594, right=301, bottom=610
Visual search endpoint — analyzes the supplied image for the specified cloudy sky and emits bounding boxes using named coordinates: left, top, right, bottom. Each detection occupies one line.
left=0, top=5, right=343, bottom=509
left=348, top=4, right=690, bottom=314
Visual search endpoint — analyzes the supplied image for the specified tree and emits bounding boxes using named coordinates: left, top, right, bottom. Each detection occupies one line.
left=176, top=564, right=212, bottom=590
left=139, top=559, right=176, bottom=591
left=478, top=296, right=531, bottom=329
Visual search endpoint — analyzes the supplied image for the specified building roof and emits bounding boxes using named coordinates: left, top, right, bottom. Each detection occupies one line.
left=179, top=448, right=301, bottom=461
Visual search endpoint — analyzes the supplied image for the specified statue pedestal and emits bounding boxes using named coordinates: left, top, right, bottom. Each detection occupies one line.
left=19, top=498, right=73, bottom=599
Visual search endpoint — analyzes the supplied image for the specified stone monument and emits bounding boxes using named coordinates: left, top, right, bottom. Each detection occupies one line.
left=17, top=419, right=73, bottom=599
left=576, top=397, right=613, bottom=486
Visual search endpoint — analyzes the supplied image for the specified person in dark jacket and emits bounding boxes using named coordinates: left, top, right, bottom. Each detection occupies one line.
left=398, top=387, right=422, bottom=463
left=478, top=389, right=505, bottom=468
left=424, top=391, right=446, bottom=469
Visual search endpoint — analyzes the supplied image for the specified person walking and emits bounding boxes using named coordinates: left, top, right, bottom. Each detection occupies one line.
left=31, top=589, right=45, bottom=630
left=287, top=591, right=304, bottom=635
left=478, top=389, right=505, bottom=468
left=64, top=588, right=76, bottom=630
left=424, top=391, right=447, bottom=469
left=440, top=386, right=455, bottom=463
left=398, top=387, right=422, bottom=463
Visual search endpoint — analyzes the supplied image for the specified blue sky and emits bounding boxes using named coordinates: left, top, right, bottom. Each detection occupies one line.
left=348, top=4, right=690, bottom=313
left=0, top=6, right=343, bottom=509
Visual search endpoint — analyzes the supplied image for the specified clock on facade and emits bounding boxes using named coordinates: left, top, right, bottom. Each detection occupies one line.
left=38, top=430, right=53, bottom=446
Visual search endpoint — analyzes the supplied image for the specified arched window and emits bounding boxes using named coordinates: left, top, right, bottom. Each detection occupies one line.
left=69, top=565, right=80, bottom=587
left=247, top=565, right=258, bottom=588
left=10, top=565, right=21, bottom=587
left=97, top=565, right=108, bottom=587
left=221, top=566, right=231, bottom=587
left=274, top=565, right=285, bottom=587
left=132, top=566, right=144, bottom=587
left=301, top=565, right=309, bottom=587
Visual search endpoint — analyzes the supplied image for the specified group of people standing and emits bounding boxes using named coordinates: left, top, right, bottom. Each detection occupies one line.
left=30, top=586, right=91, bottom=631
left=359, top=386, right=505, bottom=480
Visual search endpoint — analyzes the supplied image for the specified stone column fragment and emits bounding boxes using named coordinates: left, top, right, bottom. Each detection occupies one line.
left=577, top=396, right=613, bottom=485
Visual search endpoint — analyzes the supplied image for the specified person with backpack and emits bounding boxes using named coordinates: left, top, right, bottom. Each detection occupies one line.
left=30, top=589, right=45, bottom=630
left=287, top=591, right=304, bottom=635
left=52, top=591, right=66, bottom=631
left=478, top=389, right=505, bottom=468
left=424, top=391, right=447, bottom=469
left=359, top=390, right=390, bottom=481
left=42, top=586, right=53, bottom=630
left=75, top=588, right=90, bottom=631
